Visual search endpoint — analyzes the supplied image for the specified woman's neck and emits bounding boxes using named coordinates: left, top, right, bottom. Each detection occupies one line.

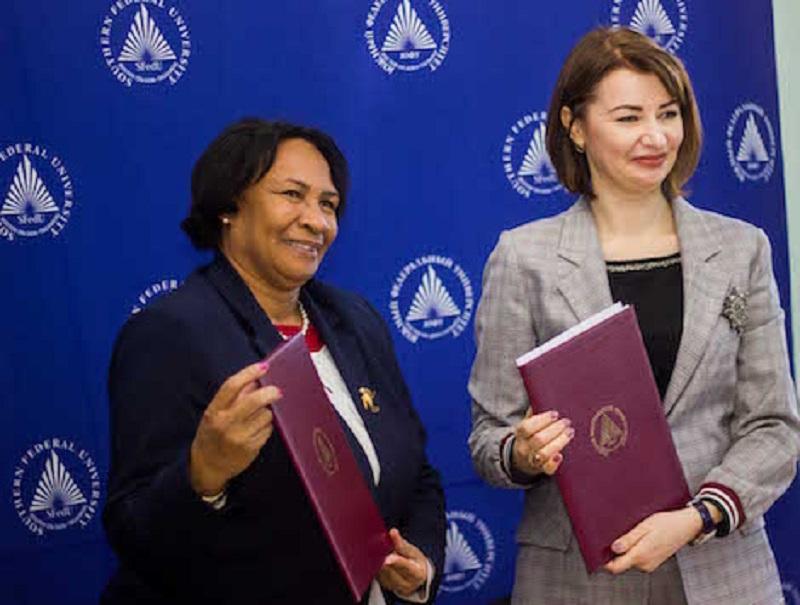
left=590, top=188, right=678, bottom=261
left=222, top=250, right=302, bottom=326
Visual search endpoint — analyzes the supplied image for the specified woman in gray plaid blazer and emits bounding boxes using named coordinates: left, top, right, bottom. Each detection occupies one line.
left=469, top=28, right=800, bottom=605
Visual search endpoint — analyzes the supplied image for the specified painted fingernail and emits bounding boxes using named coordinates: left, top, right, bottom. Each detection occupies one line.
left=259, top=361, right=269, bottom=372
left=567, top=428, right=576, bottom=438
left=274, top=387, right=283, bottom=398
left=553, top=453, right=563, bottom=464
left=612, top=541, right=624, bottom=553
left=549, top=411, right=559, bottom=420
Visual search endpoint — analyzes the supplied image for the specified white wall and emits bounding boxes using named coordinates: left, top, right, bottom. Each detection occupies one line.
left=773, top=0, right=800, bottom=370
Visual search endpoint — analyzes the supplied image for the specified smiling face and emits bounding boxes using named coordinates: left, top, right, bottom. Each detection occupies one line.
left=222, top=137, right=340, bottom=292
left=568, top=68, right=685, bottom=198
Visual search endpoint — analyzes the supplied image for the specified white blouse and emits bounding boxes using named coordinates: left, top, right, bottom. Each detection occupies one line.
left=309, top=345, right=431, bottom=605
left=310, top=346, right=381, bottom=486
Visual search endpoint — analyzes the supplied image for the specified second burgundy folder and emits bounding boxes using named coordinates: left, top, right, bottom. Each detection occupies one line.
left=517, top=305, right=691, bottom=572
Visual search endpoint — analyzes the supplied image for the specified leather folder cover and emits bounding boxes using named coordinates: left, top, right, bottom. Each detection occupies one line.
left=259, top=333, right=392, bottom=600
left=516, top=305, right=690, bottom=572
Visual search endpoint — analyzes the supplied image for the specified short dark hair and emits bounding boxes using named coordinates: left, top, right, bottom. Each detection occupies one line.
left=546, top=27, right=702, bottom=200
left=181, top=118, right=350, bottom=250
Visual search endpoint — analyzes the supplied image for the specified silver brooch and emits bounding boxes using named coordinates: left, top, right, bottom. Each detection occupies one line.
left=722, top=286, right=748, bottom=334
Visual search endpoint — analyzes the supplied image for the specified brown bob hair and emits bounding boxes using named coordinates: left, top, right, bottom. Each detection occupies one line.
left=546, top=27, right=702, bottom=201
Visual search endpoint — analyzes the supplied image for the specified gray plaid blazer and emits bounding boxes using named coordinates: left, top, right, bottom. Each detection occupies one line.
left=468, top=197, right=800, bottom=604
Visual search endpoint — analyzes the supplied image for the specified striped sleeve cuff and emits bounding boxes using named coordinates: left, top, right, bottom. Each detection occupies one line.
left=500, top=432, right=515, bottom=479
left=500, top=433, right=538, bottom=486
left=696, top=482, right=745, bottom=536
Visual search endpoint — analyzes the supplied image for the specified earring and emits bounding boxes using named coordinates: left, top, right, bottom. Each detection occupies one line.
left=574, top=142, right=585, bottom=154
left=221, top=217, right=231, bottom=225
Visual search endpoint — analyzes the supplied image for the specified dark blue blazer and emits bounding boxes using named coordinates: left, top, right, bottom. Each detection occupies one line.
left=102, top=256, right=446, bottom=605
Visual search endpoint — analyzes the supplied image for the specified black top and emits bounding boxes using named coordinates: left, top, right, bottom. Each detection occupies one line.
left=606, top=253, right=683, bottom=400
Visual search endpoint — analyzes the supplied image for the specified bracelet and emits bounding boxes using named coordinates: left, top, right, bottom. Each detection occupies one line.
left=200, top=489, right=228, bottom=511
left=688, top=499, right=716, bottom=546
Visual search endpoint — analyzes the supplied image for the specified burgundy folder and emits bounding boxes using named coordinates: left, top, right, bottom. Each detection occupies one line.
left=258, top=333, right=392, bottom=601
left=516, top=305, right=690, bottom=572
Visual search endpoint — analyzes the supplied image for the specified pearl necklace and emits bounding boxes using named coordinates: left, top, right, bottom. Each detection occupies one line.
left=277, top=301, right=309, bottom=340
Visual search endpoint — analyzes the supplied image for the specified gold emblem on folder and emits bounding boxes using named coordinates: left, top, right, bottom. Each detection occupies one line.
left=590, top=405, right=628, bottom=457
left=312, top=427, right=339, bottom=476
left=358, top=387, right=380, bottom=413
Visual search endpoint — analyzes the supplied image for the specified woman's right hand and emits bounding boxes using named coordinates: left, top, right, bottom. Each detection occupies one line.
left=511, top=410, right=574, bottom=477
left=189, top=361, right=282, bottom=496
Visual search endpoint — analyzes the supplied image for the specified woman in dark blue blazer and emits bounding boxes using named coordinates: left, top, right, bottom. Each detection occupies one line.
left=102, top=119, right=446, bottom=604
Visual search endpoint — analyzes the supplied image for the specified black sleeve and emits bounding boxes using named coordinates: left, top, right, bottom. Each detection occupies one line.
left=103, top=308, right=230, bottom=592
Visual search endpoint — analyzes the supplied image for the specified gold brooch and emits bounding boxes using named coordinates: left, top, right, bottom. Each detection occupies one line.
left=722, top=286, right=748, bottom=334
left=358, top=387, right=380, bottom=413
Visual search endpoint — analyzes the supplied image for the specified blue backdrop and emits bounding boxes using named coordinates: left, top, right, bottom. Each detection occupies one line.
left=1, top=1, right=796, bottom=603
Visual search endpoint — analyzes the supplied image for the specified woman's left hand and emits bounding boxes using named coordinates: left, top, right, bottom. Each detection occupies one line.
left=604, top=508, right=702, bottom=574
left=377, top=528, right=429, bottom=597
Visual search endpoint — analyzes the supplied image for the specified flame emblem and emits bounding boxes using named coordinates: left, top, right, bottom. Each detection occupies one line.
left=517, top=122, right=556, bottom=180
left=590, top=405, right=628, bottom=457
left=117, top=5, right=177, bottom=64
left=444, top=521, right=482, bottom=575
left=312, top=427, right=339, bottom=476
left=736, top=113, right=769, bottom=168
left=405, top=266, right=461, bottom=324
left=630, top=0, right=676, bottom=38
left=381, top=0, right=438, bottom=52
left=29, top=451, right=87, bottom=513
left=1, top=155, right=59, bottom=216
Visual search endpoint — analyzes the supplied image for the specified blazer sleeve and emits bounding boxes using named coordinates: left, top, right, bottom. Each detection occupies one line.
left=468, top=231, right=540, bottom=488
left=700, top=228, right=800, bottom=528
left=103, top=308, right=232, bottom=589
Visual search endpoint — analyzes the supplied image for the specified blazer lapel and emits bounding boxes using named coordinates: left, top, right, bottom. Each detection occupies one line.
left=205, top=255, right=283, bottom=357
left=301, top=291, right=372, bottom=422
left=663, top=198, right=728, bottom=414
left=301, top=290, right=380, bottom=491
left=205, top=261, right=379, bottom=499
left=556, top=199, right=614, bottom=322
left=553, top=198, right=729, bottom=415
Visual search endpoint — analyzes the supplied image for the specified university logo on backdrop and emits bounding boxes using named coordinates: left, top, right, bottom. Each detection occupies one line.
left=365, top=0, right=450, bottom=74
left=726, top=103, right=776, bottom=184
left=130, top=278, right=182, bottom=314
left=12, top=439, right=100, bottom=536
left=0, top=143, right=74, bottom=242
left=100, top=0, right=191, bottom=87
left=610, top=0, right=688, bottom=53
left=439, top=510, right=495, bottom=595
left=390, top=255, right=473, bottom=343
left=503, top=111, right=562, bottom=198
